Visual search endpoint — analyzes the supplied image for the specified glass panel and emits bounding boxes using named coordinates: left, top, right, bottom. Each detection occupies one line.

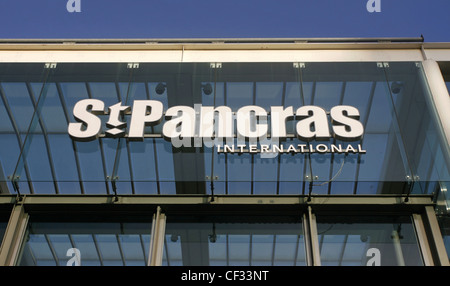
left=4, top=64, right=133, bottom=194
left=0, top=62, right=447, bottom=196
left=19, top=218, right=152, bottom=266
left=0, top=64, right=52, bottom=194
left=211, top=63, right=301, bottom=195
left=163, top=216, right=305, bottom=266
left=316, top=215, right=423, bottom=266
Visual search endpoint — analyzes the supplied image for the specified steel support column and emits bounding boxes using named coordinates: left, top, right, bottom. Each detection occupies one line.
left=412, top=213, right=433, bottom=265
left=0, top=202, right=29, bottom=265
left=304, top=206, right=321, bottom=266
left=423, top=206, right=450, bottom=266
left=148, top=206, right=166, bottom=266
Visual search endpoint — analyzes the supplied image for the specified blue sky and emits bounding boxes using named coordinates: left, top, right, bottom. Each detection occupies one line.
left=0, top=0, right=449, bottom=42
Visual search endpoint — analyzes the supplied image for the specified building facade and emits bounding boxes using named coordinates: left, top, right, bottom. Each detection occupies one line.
left=0, top=38, right=448, bottom=266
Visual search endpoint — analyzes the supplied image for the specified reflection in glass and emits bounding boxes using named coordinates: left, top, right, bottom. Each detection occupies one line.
left=163, top=218, right=305, bottom=266
left=19, top=220, right=152, bottom=266
left=316, top=215, right=423, bottom=266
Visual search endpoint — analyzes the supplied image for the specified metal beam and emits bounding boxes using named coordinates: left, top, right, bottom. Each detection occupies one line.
left=423, top=206, right=450, bottom=266
left=412, top=213, right=434, bottom=265
left=0, top=203, right=29, bottom=265
left=306, top=206, right=321, bottom=266
left=148, top=206, right=166, bottom=266
left=0, top=194, right=432, bottom=208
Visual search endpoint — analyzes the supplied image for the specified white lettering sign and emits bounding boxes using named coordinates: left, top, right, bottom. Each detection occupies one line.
left=68, top=100, right=366, bottom=154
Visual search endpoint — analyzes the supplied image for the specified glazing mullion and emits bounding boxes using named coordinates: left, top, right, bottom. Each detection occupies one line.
left=296, top=65, right=314, bottom=196
left=25, top=83, right=59, bottom=194
left=18, top=241, right=37, bottom=266
left=327, top=82, right=347, bottom=194
left=337, top=234, right=349, bottom=266
left=302, top=212, right=313, bottom=265
left=162, top=236, right=169, bottom=265
left=249, top=234, right=253, bottom=265
left=44, top=234, right=59, bottom=266
left=140, top=234, right=149, bottom=265
left=85, top=82, right=110, bottom=195
left=271, top=235, right=276, bottom=266
left=55, top=83, right=85, bottom=194
left=293, top=234, right=301, bottom=266
left=145, top=82, right=161, bottom=194
left=208, top=68, right=218, bottom=199
left=28, top=245, right=37, bottom=266
left=276, top=82, right=287, bottom=195
left=68, top=234, right=77, bottom=255
left=224, top=82, right=229, bottom=195
left=115, top=234, right=126, bottom=266
left=91, top=234, right=104, bottom=266
left=113, top=81, right=135, bottom=194
left=250, top=82, right=256, bottom=195
left=226, top=234, right=229, bottom=265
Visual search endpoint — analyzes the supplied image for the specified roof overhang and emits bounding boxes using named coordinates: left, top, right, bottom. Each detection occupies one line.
left=0, top=37, right=432, bottom=51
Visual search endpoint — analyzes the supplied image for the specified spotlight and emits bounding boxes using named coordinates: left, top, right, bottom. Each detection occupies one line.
left=391, top=82, right=403, bottom=94
left=155, top=83, right=166, bottom=95
left=202, top=83, right=213, bottom=95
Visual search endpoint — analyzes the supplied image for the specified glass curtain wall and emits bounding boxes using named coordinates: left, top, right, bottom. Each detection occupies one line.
left=0, top=61, right=447, bottom=266
left=0, top=62, right=448, bottom=196
left=11, top=209, right=428, bottom=266
left=18, top=216, right=153, bottom=266
left=316, top=215, right=423, bottom=266
left=163, top=216, right=306, bottom=266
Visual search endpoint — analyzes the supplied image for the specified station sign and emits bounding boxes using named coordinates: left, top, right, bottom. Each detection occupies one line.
left=68, top=99, right=366, bottom=155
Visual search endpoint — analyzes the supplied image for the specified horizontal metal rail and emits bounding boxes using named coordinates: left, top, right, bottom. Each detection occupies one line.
left=0, top=194, right=433, bottom=207
left=0, top=37, right=425, bottom=45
